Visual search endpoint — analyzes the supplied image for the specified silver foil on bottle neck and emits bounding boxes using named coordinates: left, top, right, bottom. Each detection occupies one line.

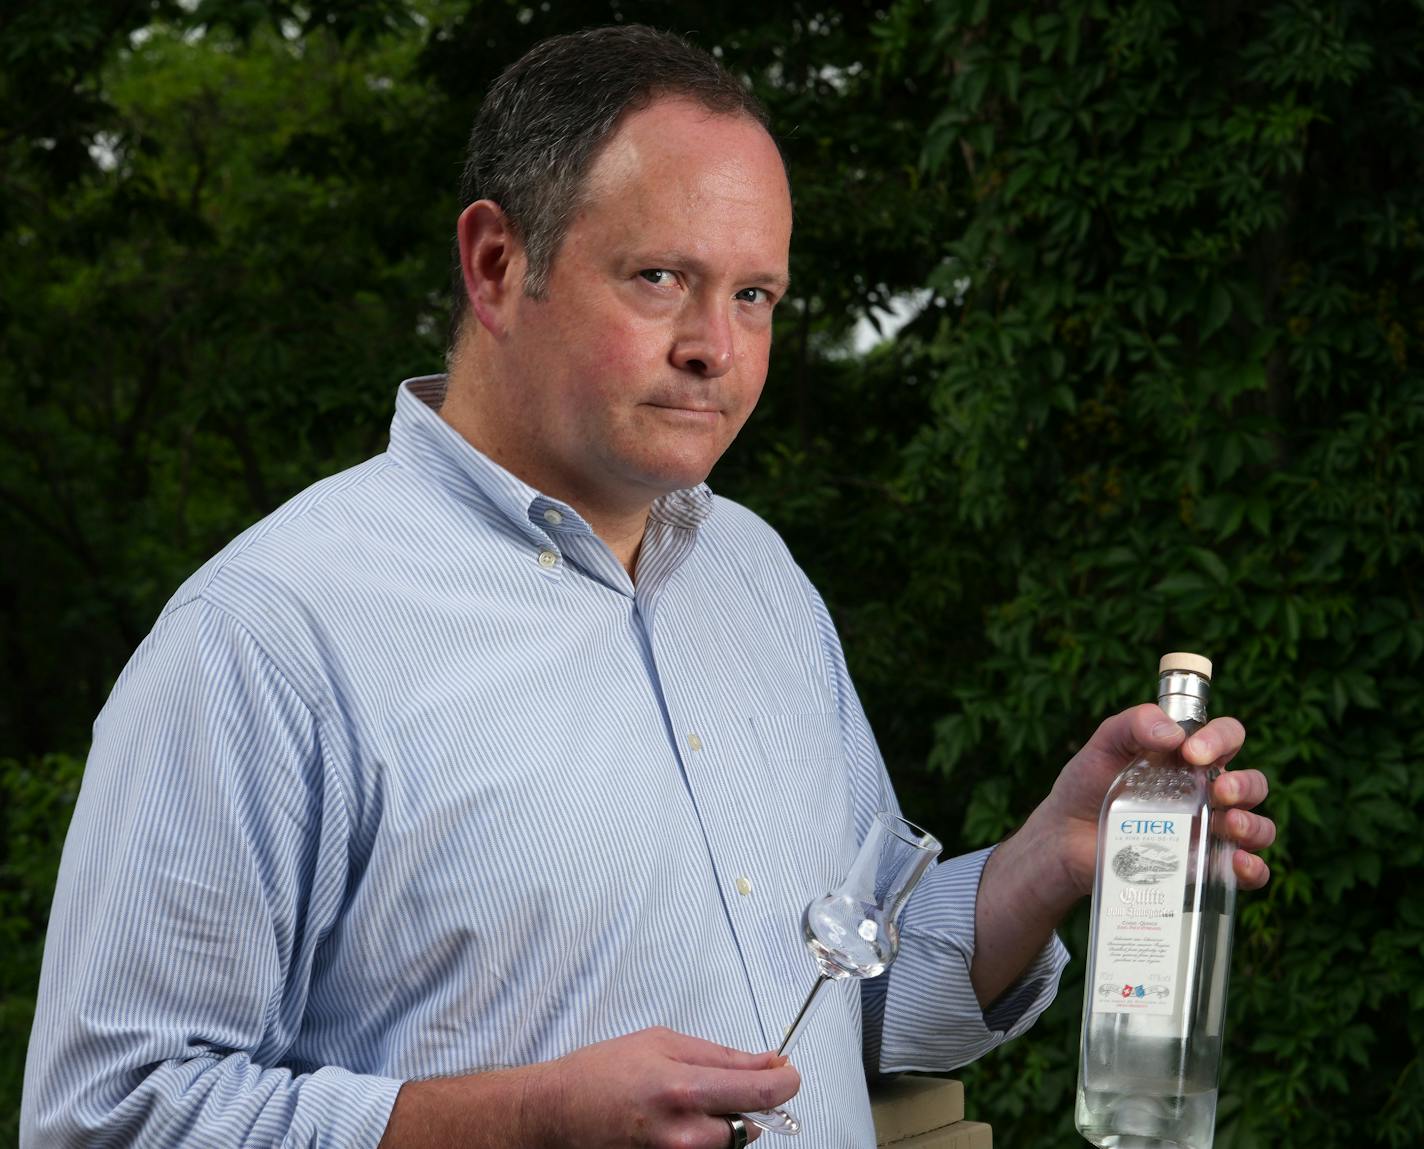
left=1158, top=670, right=1210, bottom=726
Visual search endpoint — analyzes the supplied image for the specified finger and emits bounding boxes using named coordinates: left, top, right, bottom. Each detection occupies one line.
left=1213, top=807, right=1276, bottom=853
left=1211, top=767, right=1269, bottom=811
left=1182, top=717, right=1247, bottom=770
left=1234, top=849, right=1271, bottom=891
left=714, top=1115, right=761, bottom=1147
left=688, top=1062, right=801, bottom=1116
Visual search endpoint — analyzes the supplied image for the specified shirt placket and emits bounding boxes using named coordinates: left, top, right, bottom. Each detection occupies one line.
left=636, top=601, right=809, bottom=1051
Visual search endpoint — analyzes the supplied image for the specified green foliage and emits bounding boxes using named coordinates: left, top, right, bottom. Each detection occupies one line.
left=0, top=755, right=83, bottom=1145
left=3, top=0, right=1421, bottom=1145
left=751, top=1, right=1424, bottom=1144
left=1, top=2, right=453, bottom=756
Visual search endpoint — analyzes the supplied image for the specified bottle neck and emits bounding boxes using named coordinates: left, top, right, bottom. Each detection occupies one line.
left=1158, top=670, right=1210, bottom=733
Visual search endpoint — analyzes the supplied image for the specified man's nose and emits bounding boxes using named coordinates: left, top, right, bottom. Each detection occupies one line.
left=669, top=300, right=734, bottom=378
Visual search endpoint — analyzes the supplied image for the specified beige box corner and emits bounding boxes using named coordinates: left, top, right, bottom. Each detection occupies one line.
left=881, top=1120, right=993, bottom=1149
left=871, top=1075, right=967, bottom=1145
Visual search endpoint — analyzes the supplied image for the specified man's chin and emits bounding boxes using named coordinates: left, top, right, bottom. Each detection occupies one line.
left=627, top=459, right=721, bottom=501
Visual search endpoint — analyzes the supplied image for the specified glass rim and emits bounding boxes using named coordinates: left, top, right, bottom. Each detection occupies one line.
left=875, top=810, right=941, bottom=853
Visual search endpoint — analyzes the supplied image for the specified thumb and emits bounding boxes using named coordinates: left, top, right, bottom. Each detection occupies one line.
left=660, top=1031, right=788, bottom=1072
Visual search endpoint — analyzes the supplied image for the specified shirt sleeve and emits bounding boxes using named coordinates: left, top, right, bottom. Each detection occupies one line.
left=872, top=847, right=1070, bottom=1073
left=799, top=577, right=1070, bottom=1075
left=21, top=597, right=402, bottom=1148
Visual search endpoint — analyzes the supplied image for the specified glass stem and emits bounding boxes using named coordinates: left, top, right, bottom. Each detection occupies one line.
left=777, top=973, right=835, bottom=1057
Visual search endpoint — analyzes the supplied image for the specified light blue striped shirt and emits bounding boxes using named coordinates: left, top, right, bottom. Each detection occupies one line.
left=23, top=377, right=1068, bottom=1147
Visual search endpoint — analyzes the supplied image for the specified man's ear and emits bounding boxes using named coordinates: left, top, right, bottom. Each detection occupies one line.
left=457, top=199, right=526, bottom=338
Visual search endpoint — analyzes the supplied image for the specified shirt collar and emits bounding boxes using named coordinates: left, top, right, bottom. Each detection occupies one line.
left=388, top=375, right=715, bottom=537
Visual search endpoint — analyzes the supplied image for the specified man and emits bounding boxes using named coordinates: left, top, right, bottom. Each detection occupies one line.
left=22, top=26, right=1273, bottom=1149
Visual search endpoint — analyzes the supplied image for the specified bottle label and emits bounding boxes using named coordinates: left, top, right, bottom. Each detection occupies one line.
left=1089, top=811, right=1192, bottom=1018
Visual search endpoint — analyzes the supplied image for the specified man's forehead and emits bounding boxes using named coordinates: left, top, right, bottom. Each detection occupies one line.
left=582, top=97, right=787, bottom=203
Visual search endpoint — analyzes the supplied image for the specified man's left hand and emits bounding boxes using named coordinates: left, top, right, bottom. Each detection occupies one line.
left=1039, top=702, right=1274, bottom=905
left=970, top=702, right=1274, bottom=1009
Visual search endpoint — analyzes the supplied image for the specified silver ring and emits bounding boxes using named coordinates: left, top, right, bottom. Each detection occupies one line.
left=725, top=1115, right=749, bottom=1148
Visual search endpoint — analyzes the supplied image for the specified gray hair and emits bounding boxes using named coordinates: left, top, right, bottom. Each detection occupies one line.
left=449, top=25, right=772, bottom=351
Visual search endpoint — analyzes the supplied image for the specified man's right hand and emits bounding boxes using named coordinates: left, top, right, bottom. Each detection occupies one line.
left=378, top=1026, right=800, bottom=1147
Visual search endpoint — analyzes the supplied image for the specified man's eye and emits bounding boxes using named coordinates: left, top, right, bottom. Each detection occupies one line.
left=639, top=269, right=676, bottom=285
left=735, top=287, right=771, bottom=305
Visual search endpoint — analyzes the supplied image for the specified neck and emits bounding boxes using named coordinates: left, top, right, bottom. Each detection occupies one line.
left=598, top=516, right=649, bottom=580
left=441, top=349, right=652, bottom=581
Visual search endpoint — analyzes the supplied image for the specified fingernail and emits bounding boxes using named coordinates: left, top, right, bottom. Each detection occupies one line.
left=1152, top=721, right=1178, bottom=739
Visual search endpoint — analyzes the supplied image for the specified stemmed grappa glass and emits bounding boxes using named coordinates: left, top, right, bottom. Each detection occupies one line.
left=743, top=811, right=942, bottom=1136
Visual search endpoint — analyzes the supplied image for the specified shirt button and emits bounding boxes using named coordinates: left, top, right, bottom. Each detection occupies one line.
left=543, top=508, right=563, bottom=526
left=687, top=733, right=703, bottom=752
left=537, top=549, right=558, bottom=569
left=734, top=876, right=752, bottom=897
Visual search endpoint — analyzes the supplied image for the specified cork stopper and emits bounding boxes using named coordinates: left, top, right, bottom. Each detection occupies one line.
left=1159, top=652, right=1212, bottom=679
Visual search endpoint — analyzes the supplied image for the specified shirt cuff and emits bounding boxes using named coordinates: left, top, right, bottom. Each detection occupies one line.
left=876, top=845, right=1071, bottom=1074
left=287, top=1066, right=404, bottom=1149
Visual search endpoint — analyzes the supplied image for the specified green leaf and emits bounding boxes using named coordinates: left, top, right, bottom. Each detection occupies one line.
left=1209, top=496, right=1248, bottom=541
left=1216, top=433, right=1245, bottom=482
left=962, top=776, right=1015, bottom=847
left=1003, top=162, right=1038, bottom=203
left=1245, top=494, right=1272, bottom=535
left=962, top=64, right=992, bottom=112
left=1371, top=627, right=1404, bottom=660
left=1343, top=670, right=1381, bottom=709
left=1002, top=59, right=1021, bottom=103
left=1201, top=281, right=1233, bottom=342
left=1155, top=571, right=1212, bottom=595
left=1283, top=776, right=1328, bottom=827
left=1249, top=597, right=1278, bottom=629
left=1283, top=599, right=1302, bottom=646
left=1187, top=545, right=1232, bottom=584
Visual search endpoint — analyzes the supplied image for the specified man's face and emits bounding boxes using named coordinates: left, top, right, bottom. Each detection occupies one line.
left=484, top=98, right=793, bottom=519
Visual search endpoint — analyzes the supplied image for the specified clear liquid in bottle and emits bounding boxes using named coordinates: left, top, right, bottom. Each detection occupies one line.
left=1075, top=653, right=1237, bottom=1149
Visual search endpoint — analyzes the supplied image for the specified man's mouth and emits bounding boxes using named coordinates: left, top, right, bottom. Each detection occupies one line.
left=645, top=400, right=721, bottom=418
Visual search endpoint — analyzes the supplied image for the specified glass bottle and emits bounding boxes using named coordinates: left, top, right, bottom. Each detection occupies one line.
left=1075, top=653, right=1237, bottom=1149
